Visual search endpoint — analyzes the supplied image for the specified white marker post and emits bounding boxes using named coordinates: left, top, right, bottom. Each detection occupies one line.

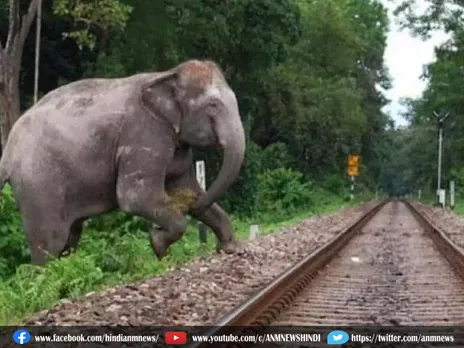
left=418, top=189, right=422, bottom=200
left=439, top=189, right=446, bottom=208
left=350, top=176, right=355, bottom=201
left=450, top=181, right=455, bottom=210
left=249, top=225, right=260, bottom=240
left=196, top=161, right=207, bottom=244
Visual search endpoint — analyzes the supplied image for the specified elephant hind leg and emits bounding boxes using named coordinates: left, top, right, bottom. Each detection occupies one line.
left=21, top=209, right=78, bottom=265
left=23, top=221, right=70, bottom=265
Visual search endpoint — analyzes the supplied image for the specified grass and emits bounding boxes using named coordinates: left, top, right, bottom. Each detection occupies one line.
left=417, top=191, right=464, bottom=215
left=453, top=204, right=464, bottom=216
left=0, top=193, right=363, bottom=325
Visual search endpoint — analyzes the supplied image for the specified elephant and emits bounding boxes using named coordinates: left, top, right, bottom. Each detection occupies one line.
left=0, top=59, right=246, bottom=265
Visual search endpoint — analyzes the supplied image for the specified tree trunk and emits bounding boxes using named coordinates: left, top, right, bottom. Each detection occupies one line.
left=0, top=54, right=21, bottom=149
left=0, top=0, right=40, bottom=149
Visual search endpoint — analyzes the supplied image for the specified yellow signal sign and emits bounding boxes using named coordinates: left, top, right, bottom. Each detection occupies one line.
left=348, top=154, right=359, bottom=167
left=347, top=165, right=359, bottom=176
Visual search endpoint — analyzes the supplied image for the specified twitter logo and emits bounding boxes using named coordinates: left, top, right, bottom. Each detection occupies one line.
left=327, top=330, right=349, bottom=345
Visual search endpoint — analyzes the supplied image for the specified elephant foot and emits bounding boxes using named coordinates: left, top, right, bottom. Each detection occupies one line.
left=149, top=229, right=168, bottom=260
left=216, top=238, right=245, bottom=256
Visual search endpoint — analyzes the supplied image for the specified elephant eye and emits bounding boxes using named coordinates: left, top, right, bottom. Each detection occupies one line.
left=208, top=101, right=220, bottom=110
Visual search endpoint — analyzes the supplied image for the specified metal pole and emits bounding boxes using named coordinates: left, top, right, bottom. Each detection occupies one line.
left=33, top=0, right=42, bottom=104
left=437, top=125, right=443, bottom=196
left=450, top=180, right=455, bottom=209
left=433, top=111, right=450, bottom=204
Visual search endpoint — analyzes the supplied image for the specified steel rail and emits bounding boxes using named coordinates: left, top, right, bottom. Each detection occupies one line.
left=186, top=199, right=389, bottom=348
left=185, top=200, right=464, bottom=348
left=402, top=200, right=464, bottom=280
left=186, top=199, right=464, bottom=348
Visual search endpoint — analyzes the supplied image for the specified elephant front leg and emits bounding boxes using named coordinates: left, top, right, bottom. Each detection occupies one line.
left=166, top=171, right=244, bottom=255
left=117, top=178, right=187, bottom=260
left=190, top=203, right=245, bottom=256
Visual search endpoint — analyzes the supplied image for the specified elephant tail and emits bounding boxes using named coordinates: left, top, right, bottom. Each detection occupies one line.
left=0, top=158, right=10, bottom=210
left=0, top=170, right=6, bottom=192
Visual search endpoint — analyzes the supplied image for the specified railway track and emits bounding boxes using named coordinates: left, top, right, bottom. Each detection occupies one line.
left=188, top=200, right=464, bottom=348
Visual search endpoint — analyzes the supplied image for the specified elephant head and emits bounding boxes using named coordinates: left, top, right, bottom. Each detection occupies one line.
left=140, top=60, right=246, bottom=211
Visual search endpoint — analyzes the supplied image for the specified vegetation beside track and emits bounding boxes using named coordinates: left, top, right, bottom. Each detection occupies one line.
left=0, top=179, right=374, bottom=325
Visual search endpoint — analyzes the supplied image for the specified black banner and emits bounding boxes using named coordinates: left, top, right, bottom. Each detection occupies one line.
left=2, top=326, right=464, bottom=347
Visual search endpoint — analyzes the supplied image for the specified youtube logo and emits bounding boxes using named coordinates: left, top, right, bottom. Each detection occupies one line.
left=165, top=331, right=187, bottom=345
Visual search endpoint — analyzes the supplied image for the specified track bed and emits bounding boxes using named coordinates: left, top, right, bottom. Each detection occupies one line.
left=274, top=201, right=464, bottom=326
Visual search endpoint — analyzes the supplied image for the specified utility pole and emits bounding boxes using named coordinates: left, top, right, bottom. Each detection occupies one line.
left=33, top=0, right=42, bottom=104
left=450, top=180, right=455, bottom=209
left=433, top=110, right=450, bottom=204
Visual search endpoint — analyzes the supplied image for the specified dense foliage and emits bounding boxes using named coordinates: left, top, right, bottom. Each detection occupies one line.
left=389, top=0, right=464, bottom=200
left=0, top=0, right=393, bottom=323
left=2, top=0, right=393, bottom=201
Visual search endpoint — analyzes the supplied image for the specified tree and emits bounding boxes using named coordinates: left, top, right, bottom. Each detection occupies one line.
left=254, top=0, right=392, bottom=183
left=0, top=0, right=40, bottom=148
left=394, top=0, right=464, bottom=38
left=391, top=0, right=464, bottom=196
left=0, top=0, right=132, bottom=148
left=0, top=0, right=395, bottom=206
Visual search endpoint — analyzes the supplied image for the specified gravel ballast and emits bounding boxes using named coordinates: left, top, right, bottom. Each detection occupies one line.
left=24, top=201, right=378, bottom=326
left=412, top=201, right=464, bottom=249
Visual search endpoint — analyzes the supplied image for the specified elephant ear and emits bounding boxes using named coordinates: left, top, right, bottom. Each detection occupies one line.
left=140, top=70, right=183, bottom=134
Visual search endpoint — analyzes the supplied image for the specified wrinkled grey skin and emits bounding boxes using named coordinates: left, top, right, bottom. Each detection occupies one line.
left=0, top=59, right=246, bottom=265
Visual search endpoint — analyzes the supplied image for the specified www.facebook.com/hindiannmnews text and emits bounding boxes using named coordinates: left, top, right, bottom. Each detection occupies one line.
left=12, top=330, right=159, bottom=345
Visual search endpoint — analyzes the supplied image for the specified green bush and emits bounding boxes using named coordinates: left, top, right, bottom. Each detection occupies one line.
left=85, top=212, right=151, bottom=238
left=322, top=173, right=348, bottom=195
left=261, top=142, right=295, bottom=171
left=0, top=185, right=30, bottom=278
left=258, top=167, right=313, bottom=218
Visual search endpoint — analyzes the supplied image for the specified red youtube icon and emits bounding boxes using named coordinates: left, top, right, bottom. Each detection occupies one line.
left=165, top=331, right=187, bottom=345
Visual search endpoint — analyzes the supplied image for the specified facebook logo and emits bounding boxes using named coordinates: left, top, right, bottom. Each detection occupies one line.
left=13, top=329, right=31, bottom=344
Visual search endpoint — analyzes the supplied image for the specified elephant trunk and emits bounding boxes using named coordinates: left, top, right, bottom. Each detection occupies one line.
left=194, top=111, right=246, bottom=212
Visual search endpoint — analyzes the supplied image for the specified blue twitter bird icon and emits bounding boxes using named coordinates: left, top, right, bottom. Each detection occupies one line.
left=327, top=330, right=349, bottom=345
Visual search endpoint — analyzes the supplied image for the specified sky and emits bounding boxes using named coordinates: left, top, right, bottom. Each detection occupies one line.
left=381, top=0, right=450, bottom=126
